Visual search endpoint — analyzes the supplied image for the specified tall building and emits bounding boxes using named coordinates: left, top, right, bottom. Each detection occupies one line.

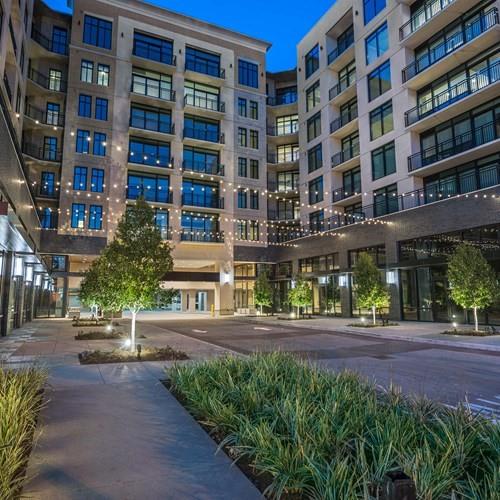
left=0, top=0, right=499, bottom=331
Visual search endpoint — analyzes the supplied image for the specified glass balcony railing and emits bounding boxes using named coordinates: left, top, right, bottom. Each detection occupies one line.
left=267, top=123, right=299, bottom=136
left=132, top=40, right=176, bottom=66
left=181, top=193, right=224, bottom=209
left=128, top=150, right=173, bottom=168
left=183, top=127, right=224, bottom=143
left=184, top=94, right=225, bottom=112
left=185, top=59, right=225, bottom=79
left=126, top=187, right=173, bottom=204
left=330, top=109, right=358, bottom=133
left=180, top=230, right=224, bottom=243
left=332, top=184, right=362, bottom=202
left=266, top=94, right=298, bottom=106
left=329, top=74, right=355, bottom=101
left=182, top=159, right=224, bottom=176
left=327, top=32, right=354, bottom=65
left=331, top=144, right=360, bottom=167
left=267, top=151, right=300, bottom=164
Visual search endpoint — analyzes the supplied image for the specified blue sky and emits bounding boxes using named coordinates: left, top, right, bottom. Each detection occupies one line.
left=44, top=0, right=335, bottom=71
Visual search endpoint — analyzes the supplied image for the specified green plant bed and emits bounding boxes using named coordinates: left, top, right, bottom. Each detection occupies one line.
left=441, top=329, right=497, bottom=337
left=347, top=322, right=399, bottom=328
left=277, top=315, right=313, bottom=321
left=72, top=320, right=109, bottom=328
left=0, top=367, right=47, bottom=499
left=169, top=353, right=499, bottom=499
left=74, top=330, right=126, bottom=340
left=79, top=346, right=188, bottom=365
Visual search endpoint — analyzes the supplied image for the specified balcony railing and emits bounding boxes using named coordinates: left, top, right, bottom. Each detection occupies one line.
left=399, top=0, right=457, bottom=40
left=128, top=151, right=173, bottom=168
left=405, top=61, right=500, bottom=125
left=183, top=127, right=224, bottom=144
left=267, top=210, right=300, bottom=221
left=267, top=151, right=300, bottom=164
left=184, top=94, right=225, bottom=112
left=327, top=32, right=354, bottom=65
left=408, top=120, right=499, bottom=171
left=126, top=187, right=173, bottom=204
left=329, top=75, right=355, bottom=101
left=181, top=230, right=224, bottom=243
left=158, top=227, right=173, bottom=240
left=182, top=160, right=225, bottom=176
left=25, top=103, right=65, bottom=127
left=9, top=20, right=17, bottom=56
left=3, top=74, right=13, bottom=102
left=132, top=41, right=176, bottom=67
left=31, top=25, right=69, bottom=55
left=185, top=59, right=225, bottom=79
left=266, top=95, right=298, bottom=106
left=182, top=193, right=224, bottom=209
left=332, top=185, right=361, bottom=202
left=28, top=67, right=67, bottom=92
left=402, top=9, right=499, bottom=82
left=130, top=119, right=174, bottom=135
left=331, top=144, right=360, bottom=167
left=330, top=109, right=358, bottom=133
left=267, top=180, right=299, bottom=193
left=267, top=123, right=299, bottom=136
left=22, top=142, right=62, bottom=162
left=38, top=187, right=58, bottom=198
left=131, top=78, right=176, bottom=102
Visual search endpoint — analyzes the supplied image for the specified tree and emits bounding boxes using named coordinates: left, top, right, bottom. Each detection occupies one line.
left=353, top=252, right=390, bottom=325
left=79, top=262, right=101, bottom=319
left=448, top=243, right=498, bottom=331
left=288, top=278, right=312, bottom=318
left=103, top=199, right=173, bottom=350
left=254, top=271, right=273, bottom=315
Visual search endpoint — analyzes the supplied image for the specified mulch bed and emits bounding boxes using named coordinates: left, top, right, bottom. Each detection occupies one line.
left=441, top=329, right=497, bottom=337
left=347, top=322, right=399, bottom=328
left=74, top=331, right=126, bottom=340
left=79, top=347, right=189, bottom=365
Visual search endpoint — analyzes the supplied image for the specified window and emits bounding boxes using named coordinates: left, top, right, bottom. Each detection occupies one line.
left=133, top=31, right=173, bottom=64
left=237, top=220, right=259, bottom=241
left=182, top=179, right=219, bottom=208
left=40, top=208, right=55, bottom=229
left=76, top=130, right=90, bottom=153
left=73, top=166, right=88, bottom=190
left=40, top=171, right=55, bottom=196
left=365, top=22, right=388, bottom=65
left=155, top=209, right=169, bottom=235
left=238, top=127, right=247, bottom=147
left=43, top=137, right=58, bottom=161
left=249, top=130, right=259, bottom=149
left=80, top=60, right=93, bottom=83
left=184, top=80, right=220, bottom=111
left=309, top=176, right=324, bottom=204
left=276, top=144, right=299, bottom=163
left=342, top=132, right=360, bottom=158
left=184, top=115, right=220, bottom=142
left=308, top=143, right=322, bottom=173
left=368, top=60, right=391, bottom=101
left=250, top=159, right=259, bottom=179
left=91, top=168, right=104, bottom=192
left=339, top=98, right=358, bottom=125
left=78, top=94, right=92, bottom=117
left=238, top=59, right=259, bottom=88
left=238, top=97, right=247, bottom=117
left=275, top=86, right=297, bottom=105
left=83, top=15, right=112, bottom=49
left=130, top=105, right=171, bottom=133
left=88, top=205, right=103, bottom=230
left=93, top=132, right=107, bottom=156
left=97, top=64, right=110, bottom=86
left=250, top=190, right=259, bottom=210
left=364, top=0, right=386, bottom=25
left=52, top=26, right=67, bottom=55
left=131, top=68, right=172, bottom=100
left=127, top=172, right=170, bottom=203
left=49, top=69, right=62, bottom=91
left=372, top=141, right=396, bottom=180
left=307, top=112, right=321, bottom=142
left=374, top=183, right=398, bottom=217
left=237, top=189, right=247, bottom=208
left=129, top=138, right=170, bottom=167
left=71, top=203, right=86, bottom=228
left=343, top=166, right=361, bottom=194
left=95, top=98, right=108, bottom=120
left=276, top=114, right=298, bottom=135
left=305, top=44, right=320, bottom=78
left=370, top=100, right=393, bottom=140
left=238, top=157, right=247, bottom=177
left=309, top=210, right=324, bottom=232
left=46, top=103, right=60, bottom=125
left=277, top=171, right=299, bottom=191
left=183, top=146, right=219, bottom=173
left=250, top=101, right=258, bottom=120
left=306, top=81, right=320, bottom=112
left=185, top=46, right=221, bottom=77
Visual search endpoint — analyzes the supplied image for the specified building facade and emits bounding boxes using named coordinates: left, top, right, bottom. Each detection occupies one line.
left=0, top=0, right=499, bottom=330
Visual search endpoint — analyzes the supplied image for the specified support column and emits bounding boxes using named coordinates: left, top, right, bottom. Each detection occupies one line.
left=0, top=252, right=13, bottom=336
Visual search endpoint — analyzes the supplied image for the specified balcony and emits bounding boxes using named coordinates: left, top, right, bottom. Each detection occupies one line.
left=181, top=193, right=224, bottom=209
left=22, top=142, right=62, bottom=163
left=180, top=230, right=224, bottom=243
left=126, top=187, right=173, bottom=204
left=408, top=120, right=499, bottom=173
left=329, top=76, right=356, bottom=105
left=267, top=152, right=299, bottom=165
left=37, top=187, right=58, bottom=199
left=332, top=185, right=362, bottom=204
left=267, top=123, right=299, bottom=137
left=131, top=77, right=176, bottom=104
left=331, top=144, right=360, bottom=170
left=405, top=61, right=500, bottom=130
left=327, top=35, right=355, bottom=71
left=267, top=210, right=300, bottom=222
left=183, top=127, right=224, bottom=144
left=266, top=95, right=298, bottom=107
left=402, top=9, right=500, bottom=87
left=128, top=150, right=173, bottom=169
left=28, top=68, right=67, bottom=93
left=182, top=160, right=224, bottom=176
left=31, top=25, right=68, bottom=56
left=185, top=59, right=225, bottom=79
left=132, top=40, right=176, bottom=67
left=330, top=110, right=358, bottom=137
left=184, top=94, right=225, bottom=113
left=399, top=0, right=471, bottom=48
left=24, top=103, right=65, bottom=127
left=267, top=180, right=299, bottom=195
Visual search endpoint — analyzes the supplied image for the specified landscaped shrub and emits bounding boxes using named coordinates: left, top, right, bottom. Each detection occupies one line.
left=0, top=367, right=47, bottom=499
left=170, top=353, right=500, bottom=499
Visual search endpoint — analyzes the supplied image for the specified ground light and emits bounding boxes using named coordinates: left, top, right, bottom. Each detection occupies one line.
left=105, top=324, right=112, bottom=333
left=123, top=339, right=132, bottom=349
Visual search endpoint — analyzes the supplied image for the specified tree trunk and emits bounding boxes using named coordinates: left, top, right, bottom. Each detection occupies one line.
left=473, top=307, right=478, bottom=332
left=372, top=306, right=377, bottom=325
left=260, top=304, right=263, bottom=316
left=130, top=310, right=137, bottom=352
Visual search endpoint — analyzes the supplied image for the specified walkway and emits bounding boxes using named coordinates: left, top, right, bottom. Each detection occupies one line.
left=0, top=320, right=260, bottom=500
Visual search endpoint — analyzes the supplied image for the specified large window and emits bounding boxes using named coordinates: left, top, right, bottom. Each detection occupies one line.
left=88, top=205, right=103, bottom=230
left=185, top=80, right=220, bottom=111
left=131, top=68, right=172, bottom=101
left=83, top=15, right=112, bottom=49
left=306, top=81, right=320, bottom=112
left=127, top=172, right=170, bottom=203
left=364, top=0, right=386, bottom=24
left=182, top=180, right=219, bottom=208
left=95, top=98, right=108, bottom=121
left=343, top=166, right=361, bottom=194
left=372, top=141, right=396, bottom=180
left=365, top=22, right=388, bottom=65
left=76, top=130, right=90, bottom=154
left=183, top=146, right=219, bottom=174
left=309, top=176, right=324, bottom=204
left=185, top=46, right=221, bottom=77
left=129, top=138, right=171, bottom=167
left=368, top=60, right=391, bottom=101
left=307, top=112, right=322, bottom=142
left=52, top=26, right=68, bottom=55
left=49, top=69, right=63, bottom=91
left=78, top=94, right=92, bottom=117
left=277, top=144, right=299, bottom=163
left=237, top=220, right=259, bottom=241
left=130, top=105, right=171, bottom=133
left=133, top=31, right=174, bottom=65
left=305, top=44, right=320, bottom=78
left=71, top=203, right=86, bottom=229
left=276, top=114, right=298, bottom=135
left=73, top=166, right=88, bottom=190
left=91, top=168, right=104, bottom=192
left=277, top=171, right=299, bottom=191
left=275, top=86, right=297, bottom=105
left=308, top=143, right=322, bottom=173
left=370, top=100, right=393, bottom=140
left=373, top=183, right=398, bottom=217
left=238, top=59, right=259, bottom=88
left=184, top=115, right=220, bottom=142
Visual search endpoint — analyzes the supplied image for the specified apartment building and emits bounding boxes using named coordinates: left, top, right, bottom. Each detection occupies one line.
left=0, top=0, right=499, bottom=329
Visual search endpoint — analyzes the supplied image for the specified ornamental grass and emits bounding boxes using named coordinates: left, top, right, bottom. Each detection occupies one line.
left=170, top=353, right=500, bottom=499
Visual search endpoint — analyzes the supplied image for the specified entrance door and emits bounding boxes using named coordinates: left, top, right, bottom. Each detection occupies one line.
left=195, top=291, right=208, bottom=312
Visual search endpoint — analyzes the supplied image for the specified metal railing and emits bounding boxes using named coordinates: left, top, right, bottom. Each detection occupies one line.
left=405, top=61, right=500, bottom=125
left=402, top=9, right=499, bottom=82
left=330, top=108, right=358, bottom=133
left=267, top=151, right=300, bottom=164
left=132, top=40, right=176, bottom=66
left=267, top=180, right=299, bottom=193
left=267, top=123, right=299, bottom=136
left=130, top=118, right=174, bottom=135
left=38, top=187, right=58, bottom=198
left=126, top=187, right=173, bottom=204
left=332, top=184, right=362, bottom=202
left=184, top=93, right=225, bottom=112
left=266, top=95, right=298, bottom=106
left=331, top=144, right=360, bottom=167
left=22, top=142, right=62, bottom=162
left=183, top=127, right=224, bottom=144
left=28, top=68, right=67, bottom=92
left=182, top=160, right=224, bottom=176
left=182, top=193, right=224, bottom=209
left=329, top=74, right=355, bottom=101
left=408, top=120, right=499, bottom=171
left=128, top=150, right=173, bottom=168
left=327, top=31, right=354, bottom=65
left=180, top=230, right=224, bottom=243
left=131, top=77, right=176, bottom=102
left=25, top=103, right=65, bottom=126
left=31, top=25, right=69, bottom=55
left=159, top=227, right=173, bottom=240
left=267, top=210, right=300, bottom=221
left=3, top=74, right=12, bottom=102
left=399, top=0, right=457, bottom=40
left=185, top=59, right=225, bottom=79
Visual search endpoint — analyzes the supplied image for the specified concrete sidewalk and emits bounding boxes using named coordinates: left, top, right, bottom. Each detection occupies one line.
left=247, top=315, right=500, bottom=352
